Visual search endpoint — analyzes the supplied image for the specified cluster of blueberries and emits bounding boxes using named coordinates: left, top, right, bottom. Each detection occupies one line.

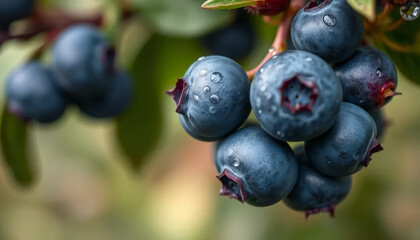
left=168, top=0, right=399, bottom=217
left=4, top=24, right=132, bottom=123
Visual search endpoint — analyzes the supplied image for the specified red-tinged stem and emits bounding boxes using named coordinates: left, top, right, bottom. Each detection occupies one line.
left=246, top=0, right=305, bottom=81
left=375, top=3, right=393, bottom=23
left=384, top=18, right=406, bottom=32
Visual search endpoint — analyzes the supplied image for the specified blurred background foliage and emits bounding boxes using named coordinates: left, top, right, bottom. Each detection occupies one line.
left=0, top=0, right=420, bottom=239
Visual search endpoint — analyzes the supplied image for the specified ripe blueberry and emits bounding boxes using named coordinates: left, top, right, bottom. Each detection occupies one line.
left=333, top=46, right=400, bottom=110
left=245, top=0, right=291, bottom=16
left=167, top=56, right=251, bottom=141
left=291, top=0, right=364, bottom=63
left=368, top=109, right=387, bottom=140
left=4, top=62, right=67, bottom=123
left=52, top=24, right=114, bottom=101
left=76, top=71, right=132, bottom=118
left=201, top=13, right=256, bottom=61
left=305, top=102, right=384, bottom=178
left=250, top=50, right=342, bottom=141
left=284, top=146, right=352, bottom=218
left=215, top=126, right=298, bottom=207
left=0, top=0, right=34, bottom=30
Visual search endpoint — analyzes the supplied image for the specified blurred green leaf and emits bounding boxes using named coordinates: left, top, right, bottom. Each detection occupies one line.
left=374, top=9, right=420, bottom=84
left=201, top=0, right=259, bottom=10
left=347, top=0, right=376, bottom=21
left=115, top=35, right=163, bottom=170
left=0, top=105, right=35, bottom=186
left=103, top=0, right=122, bottom=45
left=132, top=0, right=232, bottom=37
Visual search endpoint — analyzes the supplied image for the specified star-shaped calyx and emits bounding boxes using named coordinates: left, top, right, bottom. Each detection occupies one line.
left=362, top=138, right=384, bottom=167
left=279, top=75, right=319, bottom=114
left=217, top=169, right=249, bottom=203
left=166, top=78, right=188, bottom=114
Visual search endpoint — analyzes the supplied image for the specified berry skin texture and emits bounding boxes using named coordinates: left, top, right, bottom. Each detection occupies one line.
left=284, top=146, right=352, bottom=218
left=201, top=13, right=255, bottom=61
left=250, top=50, right=342, bottom=141
left=291, top=0, right=364, bottom=64
left=5, top=62, right=67, bottom=123
left=215, top=126, right=298, bottom=207
left=333, top=46, right=399, bottom=110
left=245, top=0, right=291, bottom=16
left=368, top=109, right=387, bottom=140
left=305, top=102, right=384, bottom=178
left=76, top=71, right=132, bottom=118
left=0, top=0, right=34, bottom=29
left=52, top=24, right=114, bottom=101
left=167, top=56, right=251, bottom=141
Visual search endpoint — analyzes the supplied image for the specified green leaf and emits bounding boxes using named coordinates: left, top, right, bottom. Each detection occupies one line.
left=131, top=0, right=232, bottom=37
left=115, top=35, right=164, bottom=170
left=374, top=8, right=420, bottom=84
left=202, top=0, right=259, bottom=10
left=0, top=105, right=35, bottom=186
left=103, top=0, right=122, bottom=45
left=347, top=0, right=375, bottom=21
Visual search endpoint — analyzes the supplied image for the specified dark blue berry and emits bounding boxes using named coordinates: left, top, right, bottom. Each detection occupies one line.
left=4, top=62, right=67, bottom=123
left=333, top=46, right=400, bottom=110
left=284, top=146, right=352, bottom=218
left=167, top=56, right=251, bottom=141
left=0, top=0, right=34, bottom=29
left=201, top=13, right=256, bottom=61
left=76, top=71, right=132, bottom=118
left=291, top=0, right=364, bottom=63
left=215, top=126, right=298, bottom=207
left=305, top=102, right=384, bottom=178
left=368, top=109, right=387, bottom=140
left=52, top=24, right=114, bottom=101
left=250, top=50, right=342, bottom=141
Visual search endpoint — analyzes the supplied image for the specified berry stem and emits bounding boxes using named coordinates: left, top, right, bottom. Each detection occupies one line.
left=384, top=18, right=406, bottom=32
left=246, top=0, right=305, bottom=81
left=375, top=3, right=393, bottom=23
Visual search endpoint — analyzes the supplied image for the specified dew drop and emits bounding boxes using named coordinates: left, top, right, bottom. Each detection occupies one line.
left=193, top=94, right=200, bottom=101
left=352, top=151, right=361, bottom=160
left=265, top=92, right=272, bottom=100
left=323, top=14, right=337, bottom=26
left=400, top=2, right=420, bottom=21
left=376, top=68, right=382, bottom=77
left=210, top=72, right=223, bottom=83
left=209, top=106, right=217, bottom=113
left=228, top=148, right=234, bottom=157
left=232, top=158, right=240, bottom=167
left=256, top=97, right=262, bottom=107
left=258, top=109, right=262, bottom=115
left=210, top=95, right=220, bottom=104
left=305, top=57, right=313, bottom=62
left=198, top=56, right=205, bottom=61
left=260, top=68, right=265, bottom=73
left=203, top=86, right=211, bottom=94
left=260, top=84, right=268, bottom=92
left=199, top=69, right=207, bottom=76
left=276, top=131, right=285, bottom=138
left=273, top=55, right=278, bottom=59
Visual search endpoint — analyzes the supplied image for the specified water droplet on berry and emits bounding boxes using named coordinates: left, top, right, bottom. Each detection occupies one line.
left=258, top=109, right=263, bottom=115
left=232, top=158, right=240, bottom=167
left=376, top=68, right=382, bottom=77
left=352, top=151, right=361, bottom=160
left=211, top=72, right=223, bottom=83
left=260, top=68, right=265, bottom=73
left=210, top=95, right=220, bottom=104
left=203, top=86, right=211, bottom=94
left=209, top=106, right=217, bottom=113
left=265, top=92, right=272, bottom=100
left=276, top=131, right=285, bottom=137
left=260, top=84, right=268, bottom=92
left=256, top=97, right=262, bottom=107
left=273, top=55, right=278, bottom=59
left=228, top=148, right=234, bottom=157
left=305, top=57, right=313, bottom=62
left=199, top=69, right=207, bottom=76
left=193, top=94, right=200, bottom=101
left=198, top=56, right=205, bottom=61
left=400, top=1, right=420, bottom=21
left=323, top=14, right=336, bottom=26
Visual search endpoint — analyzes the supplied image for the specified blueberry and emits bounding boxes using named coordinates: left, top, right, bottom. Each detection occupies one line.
left=368, top=109, right=387, bottom=140
left=77, top=71, right=132, bottom=118
left=4, top=62, right=67, bottom=123
left=215, top=126, right=298, bottom=207
left=201, top=13, right=256, bottom=61
left=305, top=102, right=384, bottom=178
left=284, top=146, right=352, bottom=218
left=291, top=0, right=364, bottom=63
left=0, top=0, right=34, bottom=29
left=178, top=114, right=219, bottom=141
left=167, top=56, right=251, bottom=141
left=245, top=0, right=291, bottom=16
left=333, top=46, right=400, bottom=110
left=52, top=24, right=114, bottom=101
left=250, top=50, right=342, bottom=141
